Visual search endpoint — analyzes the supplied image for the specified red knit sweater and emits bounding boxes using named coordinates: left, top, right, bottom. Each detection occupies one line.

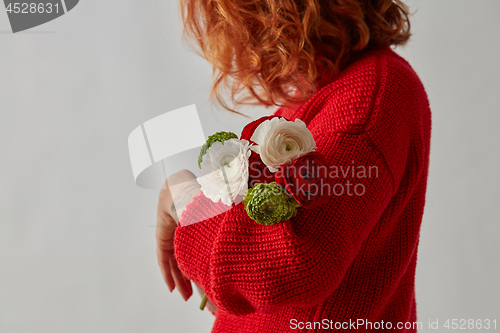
left=174, top=45, right=431, bottom=332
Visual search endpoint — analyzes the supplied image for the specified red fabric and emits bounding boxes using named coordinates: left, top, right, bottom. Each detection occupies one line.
left=174, top=45, right=431, bottom=332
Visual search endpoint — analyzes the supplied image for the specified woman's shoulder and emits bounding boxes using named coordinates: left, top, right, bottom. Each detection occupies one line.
left=299, top=46, right=429, bottom=137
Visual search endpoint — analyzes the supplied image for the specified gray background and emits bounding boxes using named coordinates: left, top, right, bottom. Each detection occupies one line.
left=0, top=0, right=499, bottom=332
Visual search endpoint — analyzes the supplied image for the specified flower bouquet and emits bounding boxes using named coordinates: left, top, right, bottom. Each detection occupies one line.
left=197, top=115, right=332, bottom=226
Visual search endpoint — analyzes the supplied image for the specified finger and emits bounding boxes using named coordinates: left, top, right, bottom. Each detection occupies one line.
left=156, top=216, right=176, bottom=292
left=156, top=199, right=178, bottom=292
left=157, top=248, right=175, bottom=292
left=170, top=255, right=192, bottom=301
left=183, top=274, right=191, bottom=287
left=170, top=255, right=193, bottom=301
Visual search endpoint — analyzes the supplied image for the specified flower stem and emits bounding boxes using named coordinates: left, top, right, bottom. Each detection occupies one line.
left=200, top=294, right=207, bottom=310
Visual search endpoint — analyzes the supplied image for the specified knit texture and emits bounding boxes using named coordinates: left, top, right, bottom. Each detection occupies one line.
left=174, top=45, right=431, bottom=332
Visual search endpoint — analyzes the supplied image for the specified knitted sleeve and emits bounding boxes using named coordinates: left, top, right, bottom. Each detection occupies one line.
left=175, top=129, right=401, bottom=315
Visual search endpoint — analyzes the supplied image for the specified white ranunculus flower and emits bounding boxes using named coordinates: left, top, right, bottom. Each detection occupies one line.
left=197, top=138, right=251, bottom=206
left=250, top=117, right=316, bottom=172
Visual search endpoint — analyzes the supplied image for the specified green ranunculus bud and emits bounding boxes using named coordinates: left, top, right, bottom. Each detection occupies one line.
left=198, top=131, right=238, bottom=168
left=243, top=182, right=300, bottom=226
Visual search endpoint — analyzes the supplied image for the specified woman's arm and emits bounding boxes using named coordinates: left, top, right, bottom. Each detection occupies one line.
left=175, top=132, right=403, bottom=315
left=156, top=169, right=218, bottom=313
left=156, top=170, right=200, bottom=301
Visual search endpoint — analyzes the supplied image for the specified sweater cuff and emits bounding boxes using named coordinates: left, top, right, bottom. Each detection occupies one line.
left=174, top=193, right=227, bottom=288
left=177, top=192, right=228, bottom=227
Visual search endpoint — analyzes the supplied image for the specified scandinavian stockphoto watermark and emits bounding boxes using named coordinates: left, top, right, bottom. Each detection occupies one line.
left=3, top=0, right=79, bottom=33
left=250, top=160, right=379, bottom=199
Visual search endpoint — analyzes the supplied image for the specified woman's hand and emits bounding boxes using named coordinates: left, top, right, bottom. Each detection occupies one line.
left=156, top=169, right=200, bottom=301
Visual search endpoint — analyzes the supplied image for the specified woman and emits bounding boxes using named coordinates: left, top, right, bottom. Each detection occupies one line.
left=157, top=0, right=431, bottom=332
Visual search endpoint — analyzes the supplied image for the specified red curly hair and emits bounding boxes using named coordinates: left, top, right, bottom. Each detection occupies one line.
left=179, top=0, right=411, bottom=112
